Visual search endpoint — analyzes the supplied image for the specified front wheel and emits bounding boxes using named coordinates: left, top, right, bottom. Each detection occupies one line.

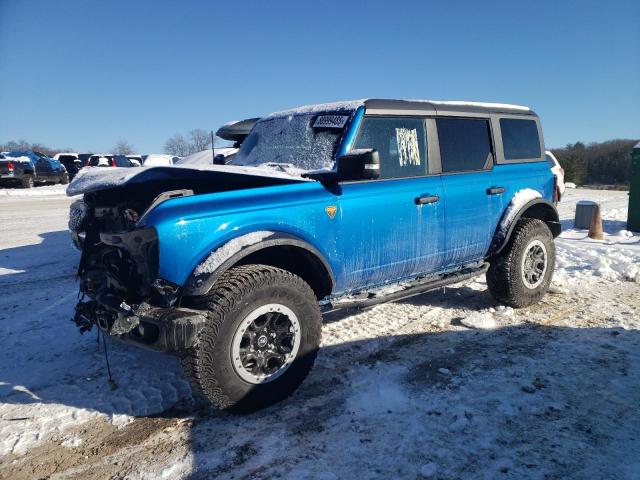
left=60, top=173, right=69, bottom=184
left=181, top=264, right=322, bottom=412
left=486, top=218, right=555, bottom=308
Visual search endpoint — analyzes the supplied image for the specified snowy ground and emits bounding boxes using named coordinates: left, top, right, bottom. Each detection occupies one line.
left=0, top=188, right=638, bottom=479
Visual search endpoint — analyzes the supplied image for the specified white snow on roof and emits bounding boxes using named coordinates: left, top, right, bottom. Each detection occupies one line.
left=265, top=100, right=366, bottom=119
left=635, top=141, right=640, bottom=149
left=428, top=100, right=530, bottom=111
left=266, top=99, right=530, bottom=119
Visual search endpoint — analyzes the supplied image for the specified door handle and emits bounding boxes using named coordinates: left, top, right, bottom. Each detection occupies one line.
left=415, top=194, right=440, bottom=205
left=486, top=186, right=505, bottom=195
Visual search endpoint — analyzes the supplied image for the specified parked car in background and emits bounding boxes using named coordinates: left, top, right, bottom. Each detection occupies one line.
left=87, top=154, right=134, bottom=168
left=143, top=154, right=180, bottom=167
left=176, top=148, right=238, bottom=167
left=54, top=152, right=82, bottom=180
left=126, top=155, right=143, bottom=167
left=1, top=150, right=68, bottom=186
left=78, top=153, right=93, bottom=167
left=42, top=158, right=69, bottom=184
left=546, top=150, right=566, bottom=200
left=0, top=152, right=36, bottom=188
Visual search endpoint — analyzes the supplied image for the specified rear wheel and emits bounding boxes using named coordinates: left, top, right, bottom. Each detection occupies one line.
left=181, top=264, right=322, bottom=411
left=21, top=176, right=34, bottom=188
left=60, top=173, right=69, bottom=184
left=486, top=218, right=555, bottom=308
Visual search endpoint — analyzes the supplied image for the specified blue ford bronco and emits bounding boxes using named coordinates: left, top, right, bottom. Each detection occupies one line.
left=68, top=99, right=561, bottom=411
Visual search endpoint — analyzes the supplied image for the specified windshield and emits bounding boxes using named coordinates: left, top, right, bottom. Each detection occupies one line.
left=232, top=112, right=351, bottom=173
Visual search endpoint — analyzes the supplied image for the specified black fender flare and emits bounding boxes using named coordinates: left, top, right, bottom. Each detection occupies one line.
left=183, top=232, right=336, bottom=297
left=487, top=199, right=561, bottom=257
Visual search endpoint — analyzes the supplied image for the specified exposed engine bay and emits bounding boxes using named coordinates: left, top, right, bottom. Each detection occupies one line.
left=70, top=168, right=306, bottom=350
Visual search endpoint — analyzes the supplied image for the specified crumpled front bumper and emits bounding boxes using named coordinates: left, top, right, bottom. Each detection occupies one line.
left=75, top=296, right=206, bottom=352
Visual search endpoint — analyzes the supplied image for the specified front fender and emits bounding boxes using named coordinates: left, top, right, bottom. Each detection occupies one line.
left=182, top=231, right=336, bottom=296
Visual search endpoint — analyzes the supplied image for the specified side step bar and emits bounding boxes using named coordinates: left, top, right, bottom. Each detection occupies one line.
left=322, top=263, right=489, bottom=313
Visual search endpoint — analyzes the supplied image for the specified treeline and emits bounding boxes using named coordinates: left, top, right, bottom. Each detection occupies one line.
left=551, top=139, right=638, bottom=186
left=0, top=140, right=68, bottom=157
left=3, top=137, right=638, bottom=185
left=0, top=139, right=136, bottom=156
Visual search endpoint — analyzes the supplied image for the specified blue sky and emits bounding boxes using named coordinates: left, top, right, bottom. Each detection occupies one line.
left=1, top=0, right=638, bottom=153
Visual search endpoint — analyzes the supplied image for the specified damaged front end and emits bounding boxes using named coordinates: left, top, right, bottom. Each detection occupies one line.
left=73, top=190, right=206, bottom=352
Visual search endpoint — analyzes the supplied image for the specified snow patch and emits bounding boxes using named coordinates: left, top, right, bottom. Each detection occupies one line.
left=498, top=188, right=543, bottom=234
left=459, top=311, right=497, bottom=329
left=61, top=435, right=82, bottom=448
left=347, top=366, right=411, bottom=418
left=0, top=185, right=69, bottom=197
left=194, top=231, right=275, bottom=275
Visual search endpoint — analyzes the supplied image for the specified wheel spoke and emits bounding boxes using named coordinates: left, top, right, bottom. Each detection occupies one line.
left=232, top=304, right=301, bottom=384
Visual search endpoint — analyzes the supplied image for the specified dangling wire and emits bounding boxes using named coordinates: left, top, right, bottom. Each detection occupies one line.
left=101, top=331, right=118, bottom=390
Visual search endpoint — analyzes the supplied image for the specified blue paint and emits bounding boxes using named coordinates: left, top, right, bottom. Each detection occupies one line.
left=140, top=111, right=555, bottom=298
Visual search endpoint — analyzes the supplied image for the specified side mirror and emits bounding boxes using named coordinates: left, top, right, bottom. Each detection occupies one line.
left=337, top=149, right=380, bottom=181
left=213, top=154, right=226, bottom=165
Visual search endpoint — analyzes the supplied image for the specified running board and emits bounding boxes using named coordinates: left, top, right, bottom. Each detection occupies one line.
left=322, top=263, right=489, bottom=313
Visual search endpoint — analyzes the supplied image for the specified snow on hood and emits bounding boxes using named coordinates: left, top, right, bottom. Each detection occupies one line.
left=66, top=162, right=310, bottom=196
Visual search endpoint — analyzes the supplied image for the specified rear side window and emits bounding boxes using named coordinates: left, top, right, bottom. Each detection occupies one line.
left=436, top=118, right=493, bottom=173
left=500, top=118, right=541, bottom=160
left=352, top=117, right=427, bottom=179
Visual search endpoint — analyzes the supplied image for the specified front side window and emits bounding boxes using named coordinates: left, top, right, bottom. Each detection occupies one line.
left=500, top=118, right=541, bottom=160
left=351, top=117, right=427, bottom=179
left=436, top=118, right=493, bottom=173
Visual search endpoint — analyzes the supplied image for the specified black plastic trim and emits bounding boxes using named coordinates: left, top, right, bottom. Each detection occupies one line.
left=488, top=198, right=561, bottom=257
left=184, top=232, right=336, bottom=297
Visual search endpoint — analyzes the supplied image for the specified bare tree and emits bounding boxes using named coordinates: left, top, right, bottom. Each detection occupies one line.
left=189, top=129, right=212, bottom=153
left=164, top=133, right=190, bottom=157
left=113, top=140, right=135, bottom=155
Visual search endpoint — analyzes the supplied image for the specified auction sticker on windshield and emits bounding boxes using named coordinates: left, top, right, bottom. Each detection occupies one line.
left=313, top=115, right=350, bottom=129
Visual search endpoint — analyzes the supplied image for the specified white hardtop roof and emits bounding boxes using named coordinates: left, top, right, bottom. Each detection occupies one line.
left=265, top=98, right=534, bottom=120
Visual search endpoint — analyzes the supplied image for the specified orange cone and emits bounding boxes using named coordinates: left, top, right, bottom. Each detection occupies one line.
left=588, top=203, right=604, bottom=240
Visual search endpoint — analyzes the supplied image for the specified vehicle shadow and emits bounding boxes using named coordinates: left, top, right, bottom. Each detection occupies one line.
left=0, top=230, right=77, bottom=287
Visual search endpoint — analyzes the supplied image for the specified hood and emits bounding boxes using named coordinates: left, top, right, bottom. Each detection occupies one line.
left=66, top=163, right=310, bottom=196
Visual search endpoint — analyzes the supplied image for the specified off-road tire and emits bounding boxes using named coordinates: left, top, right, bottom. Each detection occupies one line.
left=486, top=218, right=555, bottom=308
left=21, top=176, right=34, bottom=188
left=180, top=264, right=322, bottom=412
